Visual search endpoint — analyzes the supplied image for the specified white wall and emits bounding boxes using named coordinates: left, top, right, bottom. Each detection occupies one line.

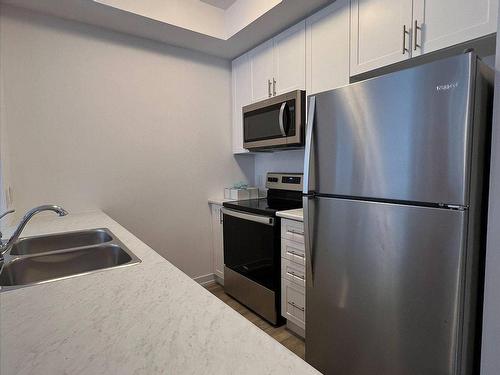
left=0, top=6, right=12, bottom=220
left=94, top=0, right=282, bottom=40
left=0, top=5, right=254, bottom=279
left=254, top=150, right=304, bottom=188
left=0, top=18, right=5, bottom=215
left=481, top=4, right=500, bottom=373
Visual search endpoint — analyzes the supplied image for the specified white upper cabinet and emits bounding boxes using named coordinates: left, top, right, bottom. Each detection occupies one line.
left=350, top=0, right=413, bottom=76
left=274, top=21, right=306, bottom=95
left=306, top=0, right=350, bottom=95
left=232, top=53, right=252, bottom=154
left=412, top=0, right=499, bottom=57
left=249, top=22, right=306, bottom=102
left=250, top=40, right=274, bottom=102
left=351, top=0, right=498, bottom=75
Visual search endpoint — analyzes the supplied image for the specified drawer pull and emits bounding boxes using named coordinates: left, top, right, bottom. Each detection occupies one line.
left=288, top=301, right=305, bottom=312
left=287, top=271, right=305, bottom=280
left=287, top=250, right=305, bottom=258
left=287, top=229, right=304, bottom=236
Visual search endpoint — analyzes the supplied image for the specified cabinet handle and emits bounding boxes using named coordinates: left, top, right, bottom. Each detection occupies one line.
left=287, top=271, right=305, bottom=280
left=287, top=229, right=304, bottom=236
left=413, top=20, right=421, bottom=51
left=219, top=208, right=223, bottom=224
left=288, top=301, right=305, bottom=312
left=287, top=250, right=305, bottom=259
left=402, top=25, right=409, bottom=54
left=268, top=79, right=272, bottom=97
left=273, top=78, right=276, bottom=96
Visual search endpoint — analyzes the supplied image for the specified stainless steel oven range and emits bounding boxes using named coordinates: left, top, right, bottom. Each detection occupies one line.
left=222, top=173, right=303, bottom=325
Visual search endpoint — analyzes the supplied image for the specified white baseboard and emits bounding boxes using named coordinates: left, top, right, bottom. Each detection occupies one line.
left=214, top=274, right=224, bottom=286
left=193, top=273, right=216, bottom=286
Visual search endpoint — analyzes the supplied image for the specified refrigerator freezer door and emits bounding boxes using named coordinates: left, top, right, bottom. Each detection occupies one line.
left=306, top=197, right=467, bottom=375
left=310, top=53, right=474, bottom=205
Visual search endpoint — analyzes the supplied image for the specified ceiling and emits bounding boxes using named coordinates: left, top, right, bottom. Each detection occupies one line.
left=200, top=0, right=237, bottom=10
left=0, top=0, right=334, bottom=59
left=92, top=0, right=283, bottom=40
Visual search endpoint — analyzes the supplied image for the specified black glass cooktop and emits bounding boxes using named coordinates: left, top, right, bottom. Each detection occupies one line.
left=223, top=190, right=302, bottom=216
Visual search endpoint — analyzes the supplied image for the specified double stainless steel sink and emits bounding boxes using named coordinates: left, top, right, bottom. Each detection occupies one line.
left=0, top=228, right=141, bottom=291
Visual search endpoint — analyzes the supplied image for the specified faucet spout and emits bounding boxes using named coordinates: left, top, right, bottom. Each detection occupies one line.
left=0, top=205, right=68, bottom=258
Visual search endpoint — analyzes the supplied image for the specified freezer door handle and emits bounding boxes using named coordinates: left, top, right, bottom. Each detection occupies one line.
left=303, top=196, right=315, bottom=287
left=303, top=96, right=316, bottom=194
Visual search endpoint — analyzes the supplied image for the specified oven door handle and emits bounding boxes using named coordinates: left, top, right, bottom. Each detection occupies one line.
left=221, top=208, right=275, bottom=226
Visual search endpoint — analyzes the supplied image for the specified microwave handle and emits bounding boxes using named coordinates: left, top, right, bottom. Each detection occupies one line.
left=279, top=102, right=288, bottom=136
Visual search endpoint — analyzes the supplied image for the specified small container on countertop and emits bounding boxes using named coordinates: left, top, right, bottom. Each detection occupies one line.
left=225, top=186, right=259, bottom=200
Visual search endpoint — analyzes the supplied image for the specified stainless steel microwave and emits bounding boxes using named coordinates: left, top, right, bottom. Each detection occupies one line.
left=242, top=90, right=305, bottom=151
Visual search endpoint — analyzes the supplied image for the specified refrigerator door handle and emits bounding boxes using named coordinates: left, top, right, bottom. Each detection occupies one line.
left=303, top=96, right=316, bottom=194
left=303, top=195, right=315, bottom=287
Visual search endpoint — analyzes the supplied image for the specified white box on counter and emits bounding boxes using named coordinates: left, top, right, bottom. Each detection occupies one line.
left=229, top=189, right=249, bottom=200
left=224, top=187, right=259, bottom=200
left=247, top=187, right=259, bottom=199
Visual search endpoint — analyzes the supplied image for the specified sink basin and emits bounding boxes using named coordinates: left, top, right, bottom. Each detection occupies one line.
left=0, top=228, right=141, bottom=291
left=10, top=229, right=113, bottom=255
left=0, top=245, right=135, bottom=287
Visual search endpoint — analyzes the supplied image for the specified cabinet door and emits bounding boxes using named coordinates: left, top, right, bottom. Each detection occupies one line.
left=273, top=21, right=306, bottom=95
left=281, top=278, right=305, bottom=328
left=250, top=40, right=274, bottom=102
left=306, top=0, right=350, bottom=95
left=413, top=0, right=498, bottom=57
left=350, top=0, right=413, bottom=76
left=231, top=53, right=251, bottom=154
left=211, top=204, right=224, bottom=283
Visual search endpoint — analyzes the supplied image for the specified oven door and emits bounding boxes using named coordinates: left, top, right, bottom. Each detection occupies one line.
left=222, top=208, right=279, bottom=291
left=243, top=90, right=304, bottom=150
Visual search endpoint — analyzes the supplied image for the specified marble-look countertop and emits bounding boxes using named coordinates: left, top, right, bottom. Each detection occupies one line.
left=208, top=197, right=234, bottom=205
left=276, top=208, right=304, bottom=222
left=0, top=211, right=319, bottom=375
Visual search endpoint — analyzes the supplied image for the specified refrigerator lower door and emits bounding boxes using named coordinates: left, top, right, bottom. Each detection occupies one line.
left=305, top=197, right=468, bottom=375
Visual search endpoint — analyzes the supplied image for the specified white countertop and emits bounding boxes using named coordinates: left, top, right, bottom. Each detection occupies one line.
left=0, top=211, right=319, bottom=375
left=276, top=208, right=304, bottom=222
left=208, top=197, right=234, bottom=205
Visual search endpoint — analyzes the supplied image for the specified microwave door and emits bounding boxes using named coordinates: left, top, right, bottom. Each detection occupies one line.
left=243, top=101, right=288, bottom=149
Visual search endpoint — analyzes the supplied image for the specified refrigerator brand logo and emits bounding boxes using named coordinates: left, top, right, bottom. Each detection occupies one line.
left=436, top=82, right=459, bottom=91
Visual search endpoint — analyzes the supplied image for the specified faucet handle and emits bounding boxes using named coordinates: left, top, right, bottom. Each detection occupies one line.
left=0, top=209, right=15, bottom=239
left=0, top=209, right=14, bottom=221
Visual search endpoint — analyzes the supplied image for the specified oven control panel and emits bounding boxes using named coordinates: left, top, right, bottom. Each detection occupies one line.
left=266, top=173, right=303, bottom=191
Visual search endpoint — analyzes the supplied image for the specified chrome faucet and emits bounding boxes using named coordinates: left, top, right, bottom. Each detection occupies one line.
left=0, top=205, right=68, bottom=260
left=0, top=209, right=15, bottom=239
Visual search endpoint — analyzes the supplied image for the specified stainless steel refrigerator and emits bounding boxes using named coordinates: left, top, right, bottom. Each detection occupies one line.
left=303, top=52, right=493, bottom=375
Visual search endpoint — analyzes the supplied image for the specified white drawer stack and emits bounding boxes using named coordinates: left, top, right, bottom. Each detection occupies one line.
left=280, top=218, right=305, bottom=337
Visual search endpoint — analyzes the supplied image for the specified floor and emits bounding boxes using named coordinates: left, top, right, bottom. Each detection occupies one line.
left=206, top=283, right=305, bottom=359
